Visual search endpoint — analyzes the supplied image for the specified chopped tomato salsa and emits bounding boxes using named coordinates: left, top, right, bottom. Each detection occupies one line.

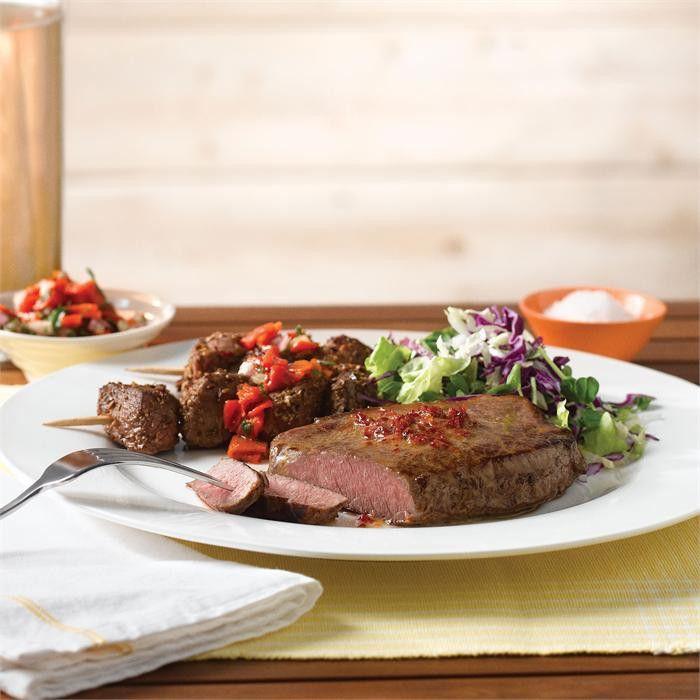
left=226, top=435, right=268, bottom=463
left=237, top=384, right=266, bottom=413
left=1, top=269, right=146, bottom=337
left=224, top=322, right=328, bottom=457
left=288, top=334, right=319, bottom=354
left=224, top=384, right=275, bottom=461
left=240, top=321, right=283, bottom=350
left=223, top=399, right=244, bottom=433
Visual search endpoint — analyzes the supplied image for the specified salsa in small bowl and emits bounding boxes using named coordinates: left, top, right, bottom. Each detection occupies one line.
left=0, top=271, right=174, bottom=380
left=0, top=270, right=149, bottom=337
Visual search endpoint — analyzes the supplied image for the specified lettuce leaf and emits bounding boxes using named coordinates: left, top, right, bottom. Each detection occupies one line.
left=582, top=411, right=629, bottom=456
left=376, top=376, right=403, bottom=402
left=487, top=364, right=523, bottom=396
left=365, top=337, right=411, bottom=377
left=554, top=400, right=569, bottom=429
left=396, top=356, right=469, bottom=404
left=422, top=326, right=457, bottom=354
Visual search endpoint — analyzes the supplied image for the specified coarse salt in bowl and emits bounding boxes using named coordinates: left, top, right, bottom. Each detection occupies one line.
left=543, top=289, right=635, bottom=322
left=519, top=286, right=666, bottom=360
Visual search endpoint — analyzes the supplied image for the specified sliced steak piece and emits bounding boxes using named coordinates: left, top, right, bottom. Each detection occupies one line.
left=181, top=332, right=247, bottom=385
left=321, top=335, right=372, bottom=367
left=180, top=370, right=245, bottom=448
left=188, top=457, right=265, bottom=513
left=97, top=382, right=180, bottom=454
left=263, top=372, right=329, bottom=440
left=269, top=395, right=586, bottom=525
left=328, top=364, right=378, bottom=413
left=245, top=474, right=347, bottom=525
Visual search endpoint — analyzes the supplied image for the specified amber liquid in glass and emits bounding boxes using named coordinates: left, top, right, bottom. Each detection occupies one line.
left=0, top=1, right=62, bottom=291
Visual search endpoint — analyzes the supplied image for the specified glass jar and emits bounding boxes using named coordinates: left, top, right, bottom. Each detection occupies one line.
left=0, top=0, right=62, bottom=291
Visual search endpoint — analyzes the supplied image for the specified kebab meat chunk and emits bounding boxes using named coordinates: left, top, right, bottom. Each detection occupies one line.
left=321, top=334, right=372, bottom=367
left=263, top=372, right=329, bottom=439
left=327, top=364, right=379, bottom=413
left=97, top=382, right=180, bottom=454
left=180, top=370, right=246, bottom=449
left=180, top=332, right=247, bottom=385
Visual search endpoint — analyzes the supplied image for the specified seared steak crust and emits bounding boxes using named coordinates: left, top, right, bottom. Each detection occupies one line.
left=97, top=382, right=180, bottom=454
left=269, top=395, right=586, bottom=525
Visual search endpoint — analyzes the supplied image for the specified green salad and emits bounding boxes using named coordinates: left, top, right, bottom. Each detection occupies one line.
left=365, top=306, right=656, bottom=474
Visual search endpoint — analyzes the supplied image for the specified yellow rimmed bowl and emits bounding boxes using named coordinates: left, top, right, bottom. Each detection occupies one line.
left=0, top=289, right=175, bottom=380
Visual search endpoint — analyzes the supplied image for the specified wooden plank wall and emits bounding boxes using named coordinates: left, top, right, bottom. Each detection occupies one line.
left=62, top=0, right=699, bottom=305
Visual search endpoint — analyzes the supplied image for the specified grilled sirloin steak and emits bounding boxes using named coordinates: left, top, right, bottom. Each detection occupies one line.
left=269, top=395, right=586, bottom=525
left=97, top=382, right=180, bottom=455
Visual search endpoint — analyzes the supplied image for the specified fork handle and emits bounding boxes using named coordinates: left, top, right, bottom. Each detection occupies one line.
left=0, top=480, right=55, bottom=520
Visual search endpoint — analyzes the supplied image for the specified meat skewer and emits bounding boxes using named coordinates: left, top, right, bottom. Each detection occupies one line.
left=127, top=366, right=183, bottom=376
left=45, top=333, right=376, bottom=460
left=44, top=415, right=111, bottom=427
left=125, top=330, right=249, bottom=379
left=126, top=332, right=374, bottom=380
left=45, top=382, right=181, bottom=455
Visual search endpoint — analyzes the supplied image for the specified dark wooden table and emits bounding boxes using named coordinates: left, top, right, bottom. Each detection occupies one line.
left=1, top=302, right=698, bottom=699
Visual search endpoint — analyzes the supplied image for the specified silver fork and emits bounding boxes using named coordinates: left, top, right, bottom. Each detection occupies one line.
left=0, top=448, right=233, bottom=520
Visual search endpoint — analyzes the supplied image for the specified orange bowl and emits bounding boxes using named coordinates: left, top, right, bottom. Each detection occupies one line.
left=518, top=286, right=666, bottom=361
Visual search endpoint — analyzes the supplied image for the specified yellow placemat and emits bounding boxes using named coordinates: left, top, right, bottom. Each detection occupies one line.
left=1, top=384, right=697, bottom=658
left=190, top=519, right=699, bottom=659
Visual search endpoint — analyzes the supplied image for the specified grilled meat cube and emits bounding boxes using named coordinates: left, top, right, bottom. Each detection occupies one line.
left=180, top=370, right=246, bottom=448
left=321, top=335, right=372, bottom=367
left=188, top=457, right=266, bottom=513
left=244, top=473, right=347, bottom=525
left=263, top=372, right=329, bottom=440
left=97, top=382, right=180, bottom=454
left=269, top=395, right=586, bottom=525
left=181, top=332, right=247, bottom=384
left=328, top=364, right=378, bottom=413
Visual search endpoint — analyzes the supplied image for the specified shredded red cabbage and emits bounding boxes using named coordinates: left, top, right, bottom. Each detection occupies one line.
left=586, top=462, right=603, bottom=476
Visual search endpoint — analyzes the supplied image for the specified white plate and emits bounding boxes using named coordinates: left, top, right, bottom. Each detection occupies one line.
left=0, top=330, right=698, bottom=560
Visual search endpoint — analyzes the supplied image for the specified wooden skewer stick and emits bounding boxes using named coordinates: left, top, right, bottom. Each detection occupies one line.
left=44, top=416, right=111, bottom=427
left=126, top=367, right=184, bottom=376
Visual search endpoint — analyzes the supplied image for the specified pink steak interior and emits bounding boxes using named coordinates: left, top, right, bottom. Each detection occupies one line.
left=281, top=451, right=416, bottom=522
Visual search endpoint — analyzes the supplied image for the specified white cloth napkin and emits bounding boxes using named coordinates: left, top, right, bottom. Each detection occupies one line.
left=0, top=463, right=321, bottom=700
